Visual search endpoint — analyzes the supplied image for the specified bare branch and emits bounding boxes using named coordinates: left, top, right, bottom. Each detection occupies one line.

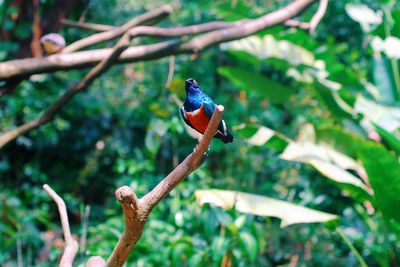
left=0, top=0, right=315, bottom=81
left=62, top=5, right=173, bottom=53
left=43, top=184, right=78, bottom=267
left=284, top=0, right=328, bottom=33
left=106, top=106, right=224, bottom=267
left=0, top=34, right=131, bottom=149
left=309, top=0, right=328, bottom=33
left=165, top=56, right=175, bottom=88
left=62, top=19, right=115, bottom=32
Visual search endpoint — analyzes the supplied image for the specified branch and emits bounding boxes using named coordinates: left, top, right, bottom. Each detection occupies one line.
left=62, top=19, right=115, bottom=32
left=284, top=0, right=327, bottom=33
left=0, top=34, right=131, bottom=149
left=0, top=0, right=315, bottom=80
left=62, top=5, right=173, bottom=53
left=106, top=106, right=224, bottom=267
left=43, top=184, right=78, bottom=267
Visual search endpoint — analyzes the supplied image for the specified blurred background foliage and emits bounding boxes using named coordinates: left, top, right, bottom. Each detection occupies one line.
left=1, top=0, right=400, bottom=266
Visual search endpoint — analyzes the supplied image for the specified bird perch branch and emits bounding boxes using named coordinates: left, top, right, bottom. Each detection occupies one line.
left=43, top=184, right=78, bottom=267
left=106, top=106, right=224, bottom=267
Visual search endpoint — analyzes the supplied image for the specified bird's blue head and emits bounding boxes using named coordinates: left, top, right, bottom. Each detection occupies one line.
left=185, top=78, right=202, bottom=96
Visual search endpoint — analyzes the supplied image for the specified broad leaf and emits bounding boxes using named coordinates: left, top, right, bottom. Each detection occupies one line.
left=358, top=142, right=400, bottom=224
left=234, top=124, right=289, bottom=152
left=345, top=4, right=382, bottom=32
left=218, top=67, right=293, bottom=103
left=195, top=189, right=338, bottom=227
left=355, top=95, right=400, bottom=133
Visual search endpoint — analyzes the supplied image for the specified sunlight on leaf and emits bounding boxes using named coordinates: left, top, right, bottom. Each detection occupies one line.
left=195, top=189, right=338, bottom=227
left=345, top=4, right=382, bottom=32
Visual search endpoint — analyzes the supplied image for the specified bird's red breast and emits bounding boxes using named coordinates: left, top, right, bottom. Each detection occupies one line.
left=185, top=106, right=210, bottom=134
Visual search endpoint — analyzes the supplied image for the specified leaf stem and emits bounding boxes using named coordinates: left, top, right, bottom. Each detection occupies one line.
left=336, top=227, right=368, bottom=267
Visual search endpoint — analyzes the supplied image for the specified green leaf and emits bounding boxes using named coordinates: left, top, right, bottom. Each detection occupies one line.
left=372, top=54, right=397, bottom=104
left=195, top=189, right=338, bottom=227
left=358, top=142, right=400, bottom=224
left=280, top=142, right=372, bottom=200
left=218, top=67, right=293, bottom=103
left=373, top=124, right=400, bottom=155
left=211, top=236, right=230, bottom=262
left=220, top=35, right=319, bottom=69
left=355, top=95, right=400, bottom=133
left=238, top=231, right=258, bottom=262
left=234, top=124, right=289, bottom=153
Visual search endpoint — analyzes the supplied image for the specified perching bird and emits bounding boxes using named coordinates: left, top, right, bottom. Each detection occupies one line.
left=180, top=78, right=234, bottom=143
left=40, top=33, right=66, bottom=55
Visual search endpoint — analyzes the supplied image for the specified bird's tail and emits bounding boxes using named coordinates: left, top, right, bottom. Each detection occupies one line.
left=215, top=131, right=234, bottom=143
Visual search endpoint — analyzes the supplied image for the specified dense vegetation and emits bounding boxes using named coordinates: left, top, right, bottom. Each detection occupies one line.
left=1, top=0, right=400, bottom=266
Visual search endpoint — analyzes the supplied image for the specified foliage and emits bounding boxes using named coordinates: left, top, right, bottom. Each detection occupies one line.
left=1, top=0, right=400, bottom=266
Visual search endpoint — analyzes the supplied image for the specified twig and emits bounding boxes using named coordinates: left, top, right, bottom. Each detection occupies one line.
left=165, top=56, right=175, bottom=88
left=43, top=184, right=78, bottom=267
left=62, top=5, right=173, bottom=53
left=0, top=34, right=131, bottom=149
left=0, top=0, right=315, bottom=81
left=62, top=19, right=115, bottom=32
left=284, top=0, right=327, bottom=33
left=79, top=205, right=91, bottom=254
left=106, top=106, right=224, bottom=267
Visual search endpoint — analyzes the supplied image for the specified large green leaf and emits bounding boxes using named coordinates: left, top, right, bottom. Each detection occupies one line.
left=355, top=95, right=400, bottom=134
left=358, top=142, right=400, bottom=224
left=373, top=124, right=400, bottom=155
left=195, top=189, right=338, bottom=228
left=218, top=66, right=293, bottom=103
left=220, top=35, right=319, bottom=68
left=234, top=124, right=289, bottom=153
left=372, top=54, right=397, bottom=104
left=280, top=142, right=372, bottom=200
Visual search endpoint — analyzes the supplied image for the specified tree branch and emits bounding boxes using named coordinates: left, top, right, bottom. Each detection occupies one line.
left=62, top=19, right=115, bottom=32
left=284, top=0, right=327, bottom=33
left=43, top=184, right=78, bottom=267
left=106, top=106, right=224, bottom=267
left=0, top=0, right=315, bottom=81
left=62, top=5, right=173, bottom=53
left=0, top=34, right=131, bottom=149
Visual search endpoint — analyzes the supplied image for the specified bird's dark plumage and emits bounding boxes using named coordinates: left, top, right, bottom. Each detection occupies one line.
left=180, top=78, right=234, bottom=143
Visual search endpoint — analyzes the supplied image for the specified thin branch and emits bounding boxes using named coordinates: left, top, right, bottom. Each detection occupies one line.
left=309, top=0, right=328, bottom=33
left=62, top=19, right=115, bottom=32
left=43, top=184, right=78, bottom=267
left=62, top=5, right=173, bottom=53
left=0, top=34, right=131, bottom=149
left=106, top=106, right=224, bottom=267
left=165, top=56, right=175, bottom=88
left=0, top=0, right=315, bottom=81
left=79, top=205, right=91, bottom=254
left=284, top=0, right=327, bottom=33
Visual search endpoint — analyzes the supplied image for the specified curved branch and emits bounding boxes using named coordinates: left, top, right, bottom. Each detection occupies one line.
left=62, top=19, right=115, bottom=32
left=62, top=5, right=173, bottom=53
left=43, top=184, right=78, bottom=267
left=106, top=106, right=224, bottom=267
left=284, top=0, right=327, bottom=33
left=0, top=0, right=315, bottom=81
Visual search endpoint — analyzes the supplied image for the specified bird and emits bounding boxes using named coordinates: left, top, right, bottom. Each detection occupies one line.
left=40, top=33, right=66, bottom=55
left=180, top=78, right=234, bottom=143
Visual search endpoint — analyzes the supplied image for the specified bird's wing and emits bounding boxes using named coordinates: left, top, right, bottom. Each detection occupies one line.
left=201, top=98, right=227, bottom=136
left=180, top=106, right=196, bottom=130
